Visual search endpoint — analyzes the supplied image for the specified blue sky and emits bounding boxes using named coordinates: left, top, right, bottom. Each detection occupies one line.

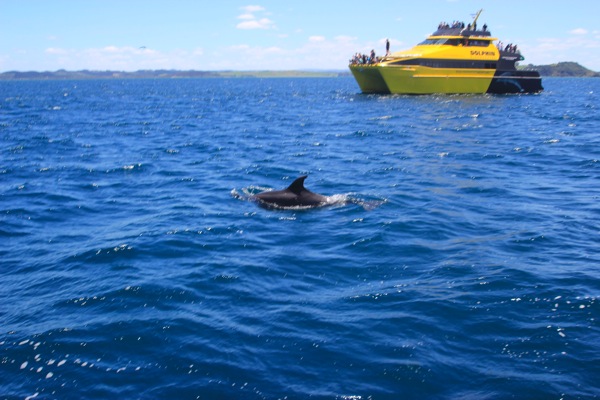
left=1, top=0, right=599, bottom=72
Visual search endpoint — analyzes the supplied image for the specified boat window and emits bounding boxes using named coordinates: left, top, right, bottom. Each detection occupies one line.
left=388, top=58, right=497, bottom=69
left=418, top=38, right=461, bottom=46
left=463, top=39, right=491, bottom=47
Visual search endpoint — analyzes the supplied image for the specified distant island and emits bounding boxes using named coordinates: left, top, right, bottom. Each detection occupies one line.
left=0, top=62, right=597, bottom=80
left=0, top=69, right=347, bottom=80
left=520, top=61, right=600, bottom=77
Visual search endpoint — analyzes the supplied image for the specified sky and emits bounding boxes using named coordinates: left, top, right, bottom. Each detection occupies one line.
left=1, top=0, right=599, bottom=72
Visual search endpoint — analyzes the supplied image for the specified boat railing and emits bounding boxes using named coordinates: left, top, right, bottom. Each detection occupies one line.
left=432, top=28, right=492, bottom=37
left=499, top=50, right=524, bottom=60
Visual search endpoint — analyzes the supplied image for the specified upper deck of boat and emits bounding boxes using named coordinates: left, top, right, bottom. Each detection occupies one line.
left=430, top=27, right=492, bottom=38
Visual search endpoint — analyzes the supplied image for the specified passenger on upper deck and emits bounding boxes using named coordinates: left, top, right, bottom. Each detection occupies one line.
left=435, top=19, right=492, bottom=37
left=497, top=42, right=520, bottom=53
left=438, top=21, right=466, bottom=30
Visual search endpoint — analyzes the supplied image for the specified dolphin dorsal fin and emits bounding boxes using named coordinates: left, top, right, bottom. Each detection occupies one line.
left=287, top=175, right=308, bottom=194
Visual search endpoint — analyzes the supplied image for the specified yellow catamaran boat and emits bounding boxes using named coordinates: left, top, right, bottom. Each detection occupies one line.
left=349, top=10, right=543, bottom=94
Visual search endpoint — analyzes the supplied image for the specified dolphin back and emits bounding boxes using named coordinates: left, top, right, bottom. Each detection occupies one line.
left=253, top=175, right=327, bottom=208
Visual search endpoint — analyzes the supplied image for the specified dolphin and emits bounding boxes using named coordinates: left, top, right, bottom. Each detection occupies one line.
left=252, top=176, right=328, bottom=209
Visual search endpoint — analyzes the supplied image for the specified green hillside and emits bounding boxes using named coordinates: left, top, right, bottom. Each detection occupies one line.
left=521, top=62, right=600, bottom=77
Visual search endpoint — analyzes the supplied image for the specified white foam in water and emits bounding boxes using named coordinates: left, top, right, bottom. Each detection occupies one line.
left=325, top=194, right=349, bottom=206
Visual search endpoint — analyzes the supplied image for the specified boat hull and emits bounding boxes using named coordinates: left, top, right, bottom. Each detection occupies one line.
left=349, top=65, right=543, bottom=95
left=487, top=70, right=543, bottom=94
left=380, top=65, right=494, bottom=94
left=349, top=65, right=390, bottom=94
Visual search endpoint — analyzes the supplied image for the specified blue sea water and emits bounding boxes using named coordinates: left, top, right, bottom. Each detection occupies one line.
left=1, top=76, right=599, bottom=399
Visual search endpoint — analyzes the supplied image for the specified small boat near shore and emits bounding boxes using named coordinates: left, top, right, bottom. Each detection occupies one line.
left=349, top=9, right=543, bottom=94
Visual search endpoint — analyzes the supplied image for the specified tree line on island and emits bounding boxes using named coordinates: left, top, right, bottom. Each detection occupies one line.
left=0, top=62, right=598, bottom=80
left=519, top=62, right=600, bottom=77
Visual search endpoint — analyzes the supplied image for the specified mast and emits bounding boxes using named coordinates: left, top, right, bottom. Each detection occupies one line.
left=472, top=9, right=483, bottom=26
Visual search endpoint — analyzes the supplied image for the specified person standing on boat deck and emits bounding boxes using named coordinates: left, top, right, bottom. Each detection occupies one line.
left=386, top=38, right=390, bottom=55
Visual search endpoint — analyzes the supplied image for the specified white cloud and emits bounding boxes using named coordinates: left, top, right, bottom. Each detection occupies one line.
left=102, top=46, right=121, bottom=53
left=268, top=35, right=362, bottom=70
left=569, top=28, right=588, bottom=35
left=229, top=44, right=251, bottom=52
left=236, top=18, right=275, bottom=30
left=241, top=5, right=265, bottom=13
left=521, top=35, right=600, bottom=71
left=236, top=5, right=275, bottom=30
left=236, top=20, right=260, bottom=29
left=34, top=34, right=398, bottom=72
left=41, top=45, right=207, bottom=71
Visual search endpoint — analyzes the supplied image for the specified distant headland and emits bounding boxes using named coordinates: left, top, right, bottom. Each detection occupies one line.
left=0, top=62, right=597, bottom=80
left=0, top=69, right=347, bottom=80
left=520, top=62, right=600, bottom=77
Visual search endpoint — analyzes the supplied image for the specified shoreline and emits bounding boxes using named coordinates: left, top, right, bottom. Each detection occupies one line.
left=1, top=61, right=598, bottom=81
left=0, top=70, right=351, bottom=81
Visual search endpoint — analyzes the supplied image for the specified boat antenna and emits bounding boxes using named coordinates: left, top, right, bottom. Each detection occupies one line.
left=471, top=9, right=483, bottom=26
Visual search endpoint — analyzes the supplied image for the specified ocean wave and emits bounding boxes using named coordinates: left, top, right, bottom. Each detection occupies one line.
left=1, top=77, right=599, bottom=399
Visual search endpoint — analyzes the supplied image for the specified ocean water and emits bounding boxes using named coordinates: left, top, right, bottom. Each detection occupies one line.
left=1, top=77, right=599, bottom=399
